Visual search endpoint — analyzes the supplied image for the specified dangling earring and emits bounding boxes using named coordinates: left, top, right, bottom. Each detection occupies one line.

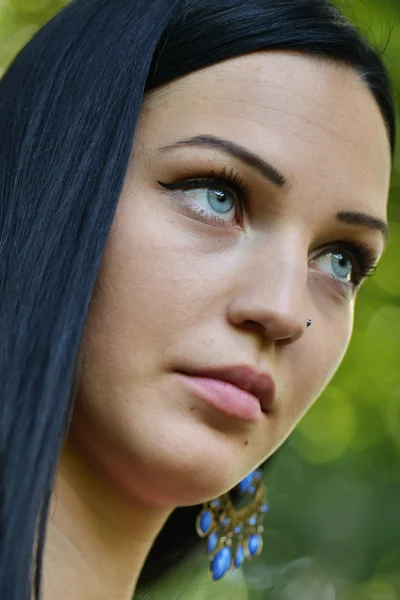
left=195, top=469, right=269, bottom=581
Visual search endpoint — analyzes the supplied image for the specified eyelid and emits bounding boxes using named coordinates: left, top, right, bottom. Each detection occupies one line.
left=166, top=167, right=251, bottom=198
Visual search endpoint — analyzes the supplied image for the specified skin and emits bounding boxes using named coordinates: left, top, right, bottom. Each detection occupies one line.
left=43, top=51, right=391, bottom=600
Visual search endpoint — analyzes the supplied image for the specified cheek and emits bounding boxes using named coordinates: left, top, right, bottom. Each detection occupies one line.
left=81, top=189, right=209, bottom=382
left=279, top=318, right=353, bottom=436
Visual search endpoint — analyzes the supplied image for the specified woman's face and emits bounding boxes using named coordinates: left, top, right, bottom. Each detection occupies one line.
left=71, top=52, right=391, bottom=507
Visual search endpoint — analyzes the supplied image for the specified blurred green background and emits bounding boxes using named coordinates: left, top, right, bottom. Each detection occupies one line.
left=1, top=1, right=399, bottom=599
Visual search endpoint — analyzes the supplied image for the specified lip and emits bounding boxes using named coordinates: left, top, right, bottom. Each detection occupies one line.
left=176, top=365, right=276, bottom=419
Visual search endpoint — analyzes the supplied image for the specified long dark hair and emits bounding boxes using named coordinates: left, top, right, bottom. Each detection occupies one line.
left=0, top=0, right=395, bottom=598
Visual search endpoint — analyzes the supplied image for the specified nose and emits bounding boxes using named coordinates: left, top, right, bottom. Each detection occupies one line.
left=226, top=240, right=308, bottom=344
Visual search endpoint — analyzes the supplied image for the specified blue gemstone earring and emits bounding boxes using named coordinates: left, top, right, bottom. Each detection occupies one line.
left=195, top=469, right=269, bottom=581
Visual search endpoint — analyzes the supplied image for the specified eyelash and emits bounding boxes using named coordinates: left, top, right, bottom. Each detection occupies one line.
left=157, top=167, right=379, bottom=289
left=326, top=241, right=377, bottom=288
left=158, top=166, right=251, bottom=227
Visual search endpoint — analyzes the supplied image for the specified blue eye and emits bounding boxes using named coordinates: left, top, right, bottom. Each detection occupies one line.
left=157, top=169, right=249, bottom=227
left=313, top=251, right=353, bottom=283
left=184, top=186, right=237, bottom=220
left=207, top=188, right=236, bottom=214
left=312, top=244, right=378, bottom=288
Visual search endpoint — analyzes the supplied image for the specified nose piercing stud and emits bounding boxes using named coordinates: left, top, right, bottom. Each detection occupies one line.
left=307, top=319, right=312, bottom=328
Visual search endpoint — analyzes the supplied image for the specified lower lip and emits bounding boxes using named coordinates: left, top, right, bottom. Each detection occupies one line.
left=176, top=373, right=263, bottom=422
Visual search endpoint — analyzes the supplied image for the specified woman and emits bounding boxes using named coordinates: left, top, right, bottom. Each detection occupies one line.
left=0, top=0, right=395, bottom=598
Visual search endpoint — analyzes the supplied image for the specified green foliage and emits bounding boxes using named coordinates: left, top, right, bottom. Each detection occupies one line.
left=1, top=1, right=399, bottom=599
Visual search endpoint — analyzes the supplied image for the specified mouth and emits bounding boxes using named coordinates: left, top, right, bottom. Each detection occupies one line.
left=176, top=364, right=276, bottom=416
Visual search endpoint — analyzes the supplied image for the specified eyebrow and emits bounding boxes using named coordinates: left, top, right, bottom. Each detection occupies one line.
left=336, top=211, right=388, bottom=243
left=159, top=134, right=389, bottom=243
left=159, top=134, right=291, bottom=191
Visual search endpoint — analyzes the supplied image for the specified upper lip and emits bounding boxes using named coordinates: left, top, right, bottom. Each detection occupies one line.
left=177, top=365, right=276, bottom=413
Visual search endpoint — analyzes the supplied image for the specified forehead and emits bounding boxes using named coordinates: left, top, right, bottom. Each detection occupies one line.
left=143, top=51, right=391, bottom=219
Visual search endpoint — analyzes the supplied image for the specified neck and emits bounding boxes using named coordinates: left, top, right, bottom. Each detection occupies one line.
left=42, top=437, right=172, bottom=600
